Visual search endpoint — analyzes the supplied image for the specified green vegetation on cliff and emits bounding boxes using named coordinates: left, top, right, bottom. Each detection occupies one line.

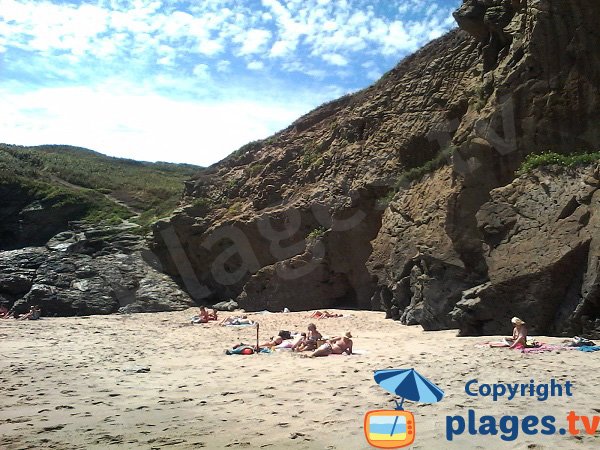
left=0, top=144, right=201, bottom=227
left=517, top=151, right=600, bottom=175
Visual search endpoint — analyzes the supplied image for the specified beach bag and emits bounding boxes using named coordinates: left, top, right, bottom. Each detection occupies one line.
left=226, top=346, right=255, bottom=355
left=573, top=336, right=595, bottom=347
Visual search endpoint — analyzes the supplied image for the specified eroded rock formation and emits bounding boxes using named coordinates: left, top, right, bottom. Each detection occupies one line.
left=452, top=164, right=600, bottom=337
left=150, top=0, right=600, bottom=336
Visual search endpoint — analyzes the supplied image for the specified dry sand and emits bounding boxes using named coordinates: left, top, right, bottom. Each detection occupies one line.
left=1, top=309, right=598, bottom=449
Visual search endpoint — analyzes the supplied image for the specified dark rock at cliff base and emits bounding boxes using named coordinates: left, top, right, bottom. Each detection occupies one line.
left=0, top=225, right=194, bottom=316
left=212, top=300, right=239, bottom=311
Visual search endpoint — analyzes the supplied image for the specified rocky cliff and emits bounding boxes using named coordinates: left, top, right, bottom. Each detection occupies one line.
left=150, top=0, right=600, bottom=337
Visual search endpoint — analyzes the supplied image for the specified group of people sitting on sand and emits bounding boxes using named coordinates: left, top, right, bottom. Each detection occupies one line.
left=257, top=323, right=353, bottom=357
left=191, top=307, right=259, bottom=327
left=0, top=303, right=41, bottom=320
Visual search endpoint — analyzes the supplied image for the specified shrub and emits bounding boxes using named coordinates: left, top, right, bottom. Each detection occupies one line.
left=516, top=151, right=600, bottom=175
left=233, top=140, right=263, bottom=158
left=227, top=201, right=243, bottom=215
left=307, top=226, right=327, bottom=239
left=192, top=197, right=215, bottom=209
left=246, top=163, right=266, bottom=177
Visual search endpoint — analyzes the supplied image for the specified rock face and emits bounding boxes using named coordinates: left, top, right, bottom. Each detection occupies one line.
left=150, top=27, right=481, bottom=312
left=0, top=224, right=194, bottom=316
left=149, top=0, right=600, bottom=336
left=368, top=0, right=600, bottom=337
left=451, top=164, right=600, bottom=337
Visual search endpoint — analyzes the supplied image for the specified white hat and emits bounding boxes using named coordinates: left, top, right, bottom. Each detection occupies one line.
left=511, top=317, right=525, bottom=326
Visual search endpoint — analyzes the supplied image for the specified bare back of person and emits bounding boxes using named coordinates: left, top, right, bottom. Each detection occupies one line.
left=331, top=336, right=352, bottom=354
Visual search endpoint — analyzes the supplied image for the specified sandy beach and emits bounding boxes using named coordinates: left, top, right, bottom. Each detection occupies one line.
left=1, top=309, right=599, bottom=449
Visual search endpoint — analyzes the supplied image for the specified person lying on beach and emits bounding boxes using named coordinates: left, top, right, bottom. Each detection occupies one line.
left=309, top=310, right=343, bottom=319
left=310, top=332, right=353, bottom=357
left=18, top=305, right=41, bottom=321
left=293, top=323, right=323, bottom=352
left=220, top=315, right=254, bottom=326
left=260, top=330, right=290, bottom=348
left=504, top=317, right=528, bottom=349
left=0, top=303, right=10, bottom=318
left=1, top=307, right=15, bottom=319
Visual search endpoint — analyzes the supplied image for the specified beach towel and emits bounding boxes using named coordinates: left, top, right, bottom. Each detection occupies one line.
left=275, top=340, right=294, bottom=349
left=223, top=322, right=255, bottom=327
left=328, top=349, right=368, bottom=356
left=578, top=346, right=600, bottom=352
left=519, top=344, right=575, bottom=354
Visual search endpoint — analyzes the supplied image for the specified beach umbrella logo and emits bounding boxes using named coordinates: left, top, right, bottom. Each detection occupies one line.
left=364, top=368, right=444, bottom=449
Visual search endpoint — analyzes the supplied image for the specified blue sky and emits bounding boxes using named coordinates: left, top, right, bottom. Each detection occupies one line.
left=0, top=0, right=460, bottom=166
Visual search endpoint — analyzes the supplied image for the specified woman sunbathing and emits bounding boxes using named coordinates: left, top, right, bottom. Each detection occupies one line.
left=220, top=315, right=254, bottom=326
left=310, top=332, right=353, bottom=357
left=504, top=317, right=528, bottom=349
left=309, top=310, right=343, bottom=319
left=191, top=306, right=215, bottom=324
left=0, top=303, right=10, bottom=318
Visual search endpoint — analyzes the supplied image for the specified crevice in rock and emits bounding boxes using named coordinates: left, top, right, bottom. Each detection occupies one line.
left=557, top=196, right=581, bottom=220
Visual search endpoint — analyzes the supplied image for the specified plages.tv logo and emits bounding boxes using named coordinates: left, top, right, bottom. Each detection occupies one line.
left=364, top=368, right=444, bottom=449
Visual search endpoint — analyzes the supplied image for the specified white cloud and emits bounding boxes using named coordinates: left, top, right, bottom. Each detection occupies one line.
left=235, top=28, right=272, bottom=56
left=321, top=53, right=348, bottom=66
left=0, top=0, right=461, bottom=165
left=0, top=83, right=318, bottom=166
left=269, top=39, right=296, bottom=58
left=198, top=39, right=223, bottom=56
left=192, top=63, right=210, bottom=78
left=216, top=60, right=231, bottom=72
left=247, top=60, right=264, bottom=70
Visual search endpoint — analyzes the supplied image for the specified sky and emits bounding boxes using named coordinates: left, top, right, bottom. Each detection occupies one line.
left=0, top=0, right=461, bottom=166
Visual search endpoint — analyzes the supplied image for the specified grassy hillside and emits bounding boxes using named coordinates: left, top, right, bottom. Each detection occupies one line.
left=0, top=143, right=201, bottom=229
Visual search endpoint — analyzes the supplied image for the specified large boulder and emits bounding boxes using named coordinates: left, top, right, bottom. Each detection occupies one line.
left=451, top=164, right=600, bottom=337
left=1, top=225, right=194, bottom=316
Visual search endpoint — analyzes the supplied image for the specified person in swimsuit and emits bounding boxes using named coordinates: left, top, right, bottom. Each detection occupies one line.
left=260, top=330, right=289, bottom=348
left=504, top=317, right=528, bottom=349
left=19, top=305, right=41, bottom=320
left=293, top=323, right=323, bottom=351
left=310, top=331, right=353, bottom=357
left=309, top=310, right=343, bottom=319
left=0, top=303, right=10, bottom=318
left=220, top=315, right=253, bottom=326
